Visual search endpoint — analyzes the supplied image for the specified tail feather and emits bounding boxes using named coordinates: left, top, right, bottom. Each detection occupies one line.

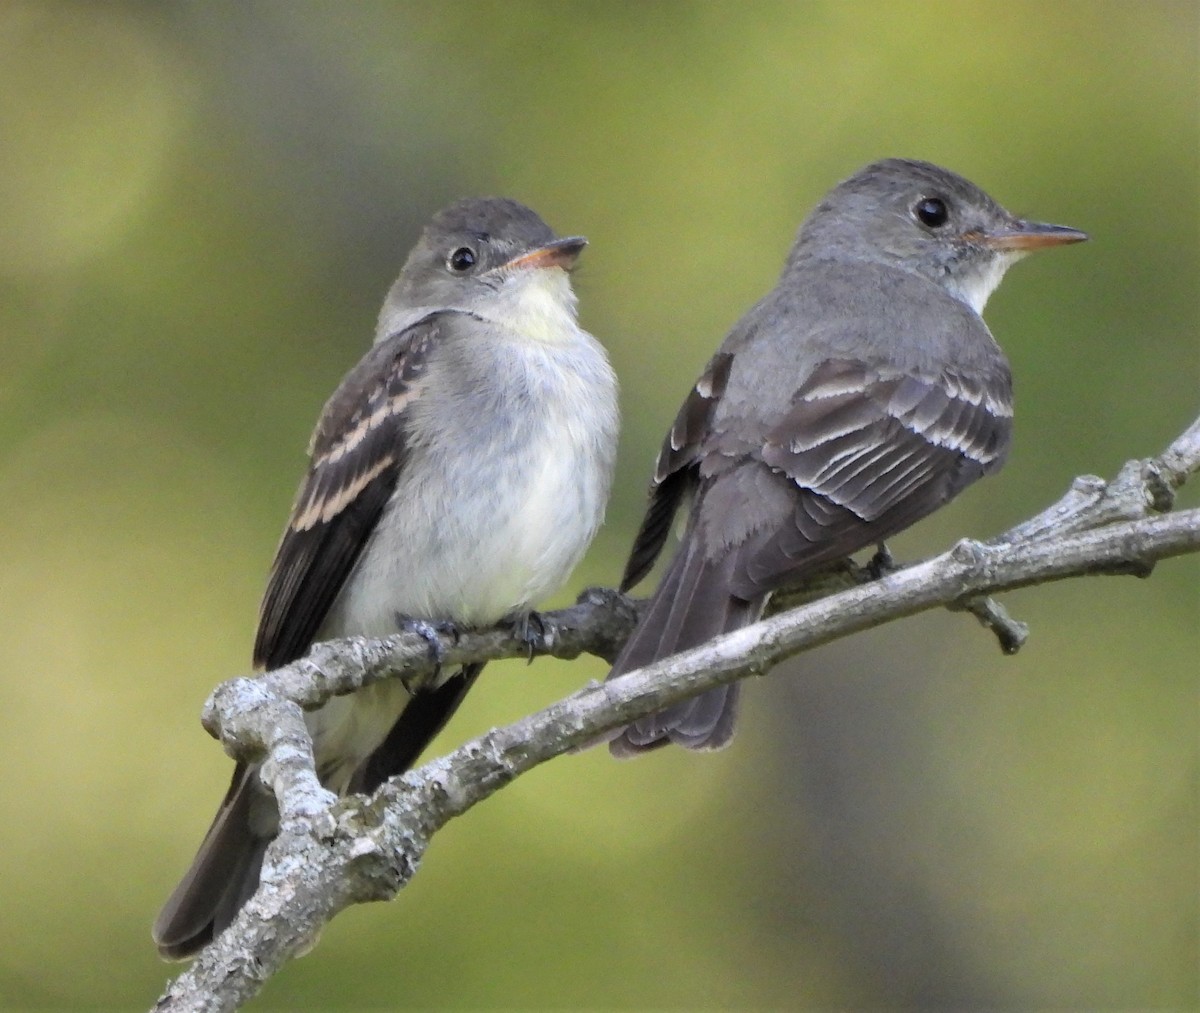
left=152, top=763, right=272, bottom=960
left=154, top=664, right=481, bottom=960
left=667, top=684, right=740, bottom=743
left=347, top=663, right=484, bottom=795
left=608, top=537, right=761, bottom=757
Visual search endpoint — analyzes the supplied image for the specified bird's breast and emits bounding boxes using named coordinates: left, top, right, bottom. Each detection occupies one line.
left=324, top=328, right=618, bottom=635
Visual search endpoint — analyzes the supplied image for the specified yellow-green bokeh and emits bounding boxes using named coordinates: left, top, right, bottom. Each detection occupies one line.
left=0, top=1, right=1195, bottom=1008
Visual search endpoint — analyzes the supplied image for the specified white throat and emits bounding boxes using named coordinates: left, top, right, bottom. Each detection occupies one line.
left=373, top=267, right=581, bottom=346
left=945, top=251, right=1024, bottom=316
left=484, top=267, right=580, bottom=344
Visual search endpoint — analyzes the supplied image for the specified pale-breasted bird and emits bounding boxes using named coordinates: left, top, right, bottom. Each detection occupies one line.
left=154, top=198, right=619, bottom=958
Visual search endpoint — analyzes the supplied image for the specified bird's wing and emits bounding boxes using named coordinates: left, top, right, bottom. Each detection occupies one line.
left=734, top=355, right=1012, bottom=596
left=621, top=352, right=734, bottom=591
left=253, top=315, right=447, bottom=669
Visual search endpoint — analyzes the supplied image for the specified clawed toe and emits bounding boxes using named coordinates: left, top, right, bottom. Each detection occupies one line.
left=511, top=611, right=547, bottom=664
left=395, top=615, right=459, bottom=666
left=867, top=542, right=898, bottom=580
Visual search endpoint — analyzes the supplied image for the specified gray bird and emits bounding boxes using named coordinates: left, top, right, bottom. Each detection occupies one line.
left=154, top=198, right=619, bottom=958
left=608, top=158, right=1085, bottom=757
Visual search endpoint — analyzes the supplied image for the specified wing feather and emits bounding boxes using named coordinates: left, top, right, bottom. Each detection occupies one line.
left=253, top=317, right=443, bottom=669
left=621, top=352, right=733, bottom=591
left=733, top=356, right=1011, bottom=596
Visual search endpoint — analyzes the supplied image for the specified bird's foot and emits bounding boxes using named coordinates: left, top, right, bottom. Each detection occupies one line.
left=510, top=610, right=547, bottom=664
left=867, top=542, right=898, bottom=580
left=395, top=615, right=459, bottom=668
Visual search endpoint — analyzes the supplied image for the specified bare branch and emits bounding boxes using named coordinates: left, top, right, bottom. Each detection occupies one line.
left=154, top=417, right=1200, bottom=1012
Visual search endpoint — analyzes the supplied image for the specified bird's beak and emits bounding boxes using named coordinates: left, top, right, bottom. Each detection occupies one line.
left=505, top=236, right=588, bottom=271
left=979, top=219, right=1089, bottom=252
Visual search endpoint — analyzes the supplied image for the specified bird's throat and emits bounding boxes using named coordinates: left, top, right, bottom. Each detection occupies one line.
left=492, top=268, right=581, bottom=345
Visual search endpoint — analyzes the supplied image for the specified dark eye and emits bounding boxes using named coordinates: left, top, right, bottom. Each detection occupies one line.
left=447, top=247, right=476, bottom=272
left=913, top=197, right=949, bottom=228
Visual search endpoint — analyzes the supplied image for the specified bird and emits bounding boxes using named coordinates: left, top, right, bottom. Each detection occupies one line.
left=154, top=197, right=619, bottom=958
left=607, top=158, right=1086, bottom=757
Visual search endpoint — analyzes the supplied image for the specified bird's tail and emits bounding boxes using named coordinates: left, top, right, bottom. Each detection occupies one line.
left=607, top=536, right=764, bottom=757
left=152, top=762, right=272, bottom=960
left=153, top=662, right=484, bottom=960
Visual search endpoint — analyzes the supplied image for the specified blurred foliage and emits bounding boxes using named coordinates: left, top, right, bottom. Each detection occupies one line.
left=0, top=1, right=1195, bottom=1008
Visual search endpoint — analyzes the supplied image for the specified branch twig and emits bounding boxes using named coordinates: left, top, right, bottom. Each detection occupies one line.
left=154, top=417, right=1200, bottom=1012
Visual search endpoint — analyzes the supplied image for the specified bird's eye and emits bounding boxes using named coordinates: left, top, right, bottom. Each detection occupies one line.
left=913, top=197, right=949, bottom=228
left=447, top=247, right=477, bottom=272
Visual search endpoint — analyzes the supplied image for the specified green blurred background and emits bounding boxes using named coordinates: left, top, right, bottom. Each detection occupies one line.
left=1, top=1, right=1196, bottom=1008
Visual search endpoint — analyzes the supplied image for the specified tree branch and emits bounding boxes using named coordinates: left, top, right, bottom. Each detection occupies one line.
left=154, top=415, right=1200, bottom=1012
